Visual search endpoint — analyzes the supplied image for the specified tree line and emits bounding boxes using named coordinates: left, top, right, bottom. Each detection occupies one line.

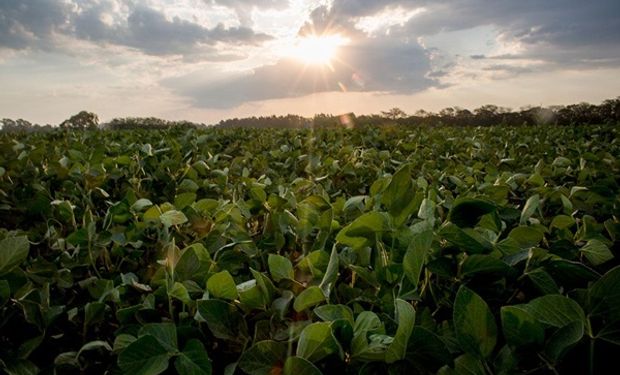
left=1, top=97, right=619, bottom=132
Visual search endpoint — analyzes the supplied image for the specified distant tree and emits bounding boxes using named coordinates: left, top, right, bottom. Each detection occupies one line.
left=60, top=111, right=99, bottom=130
left=1, top=118, right=32, bottom=132
left=381, top=107, right=407, bottom=120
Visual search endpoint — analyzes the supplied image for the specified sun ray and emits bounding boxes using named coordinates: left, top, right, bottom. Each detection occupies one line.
left=287, top=34, right=350, bottom=66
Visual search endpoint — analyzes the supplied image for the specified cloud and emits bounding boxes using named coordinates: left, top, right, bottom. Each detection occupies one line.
left=401, top=0, right=620, bottom=67
left=0, top=0, right=71, bottom=50
left=164, top=33, right=435, bottom=108
left=311, top=0, right=620, bottom=67
left=0, top=0, right=273, bottom=56
left=206, top=0, right=289, bottom=26
left=74, top=4, right=272, bottom=55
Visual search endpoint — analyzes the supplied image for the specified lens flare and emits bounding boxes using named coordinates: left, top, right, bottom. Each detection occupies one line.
left=288, top=34, right=349, bottom=66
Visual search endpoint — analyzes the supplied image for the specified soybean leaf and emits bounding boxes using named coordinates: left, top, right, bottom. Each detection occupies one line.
left=238, top=340, right=287, bottom=375
left=589, top=265, right=620, bottom=320
left=314, top=304, right=354, bottom=325
left=282, top=357, right=322, bottom=375
left=131, top=199, right=153, bottom=212
left=403, top=229, right=433, bottom=287
left=296, top=322, right=340, bottom=363
left=520, top=295, right=585, bottom=328
left=580, top=239, right=614, bottom=266
left=385, top=299, right=416, bottom=363
left=176, top=243, right=212, bottom=283
left=294, top=286, right=325, bottom=312
left=174, top=339, right=212, bottom=375
left=207, top=271, right=238, bottom=300
left=196, top=300, right=249, bottom=345
left=319, top=247, right=339, bottom=299
left=381, top=164, right=419, bottom=226
left=0, top=236, right=29, bottom=276
left=139, top=323, right=178, bottom=353
left=118, top=335, right=170, bottom=375
left=508, top=226, right=544, bottom=249
left=461, top=255, right=510, bottom=278
left=453, top=286, right=497, bottom=359
left=501, top=306, right=544, bottom=347
left=544, top=321, right=584, bottom=362
left=520, top=194, right=540, bottom=225
left=160, top=210, right=188, bottom=227
left=268, top=254, right=294, bottom=282
left=440, top=223, right=493, bottom=254
left=449, top=198, right=496, bottom=228
left=0, top=280, right=9, bottom=307
left=336, top=212, right=390, bottom=249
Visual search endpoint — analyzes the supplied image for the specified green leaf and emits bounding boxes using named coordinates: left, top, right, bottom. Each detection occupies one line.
left=237, top=280, right=267, bottom=311
left=160, top=210, right=188, bottom=227
left=294, top=286, right=326, bottom=312
left=118, top=335, right=170, bottom=375
left=282, top=357, right=322, bottom=375
left=196, top=300, right=248, bottom=344
left=0, top=280, right=10, bottom=307
left=520, top=194, right=540, bottom=225
left=169, top=282, right=191, bottom=304
left=176, top=243, right=212, bottom=283
left=84, top=302, right=106, bottom=329
left=0, top=236, right=29, bottom=276
left=418, top=198, right=436, bottom=220
left=520, top=295, right=585, bottom=328
left=268, top=254, right=294, bottom=282
left=175, top=192, right=197, bottom=210
left=403, top=229, right=433, bottom=287
left=544, top=321, right=584, bottom=362
left=238, top=340, right=286, bottom=375
left=76, top=340, right=112, bottom=358
left=452, top=354, right=486, bottom=375
left=113, top=334, right=136, bottom=353
left=440, top=223, right=493, bottom=254
left=130, top=199, right=153, bottom=212
left=296, top=322, right=340, bottom=363
left=453, top=286, right=497, bottom=359
left=206, top=271, right=238, bottom=300
left=336, top=212, right=390, bottom=249
left=461, top=254, right=510, bottom=278
left=589, top=265, right=620, bottom=319
left=501, top=306, right=544, bottom=346
left=174, top=339, right=212, bottom=375
left=1, top=360, right=39, bottom=375
left=527, top=269, right=559, bottom=295
left=580, top=239, right=614, bottom=266
left=314, top=304, right=354, bottom=325
left=596, top=320, right=620, bottom=345
left=550, top=215, right=575, bottom=230
left=139, top=323, right=178, bottom=353
left=449, top=198, right=495, bottom=228
left=319, top=248, right=339, bottom=299
left=385, top=299, right=416, bottom=363
left=350, top=311, right=387, bottom=361
left=381, top=164, right=419, bottom=226
left=508, top=226, right=544, bottom=249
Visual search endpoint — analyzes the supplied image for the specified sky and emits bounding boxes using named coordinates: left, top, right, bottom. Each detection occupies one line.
left=1, top=0, right=619, bottom=125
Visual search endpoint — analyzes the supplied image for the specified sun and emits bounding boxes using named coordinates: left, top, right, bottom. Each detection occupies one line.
left=288, top=34, right=349, bottom=66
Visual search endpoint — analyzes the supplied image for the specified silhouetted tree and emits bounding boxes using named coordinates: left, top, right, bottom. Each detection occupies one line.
left=60, top=111, right=99, bottom=130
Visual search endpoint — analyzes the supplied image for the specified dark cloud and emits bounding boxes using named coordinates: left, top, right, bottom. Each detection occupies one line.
left=164, top=34, right=434, bottom=108
left=401, top=0, right=620, bottom=66
left=0, top=0, right=70, bottom=49
left=305, top=0, right=620, bottom=72
left=0, top=0, right=272, bottom=56
left=74, top=4, right=271, bottom=55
